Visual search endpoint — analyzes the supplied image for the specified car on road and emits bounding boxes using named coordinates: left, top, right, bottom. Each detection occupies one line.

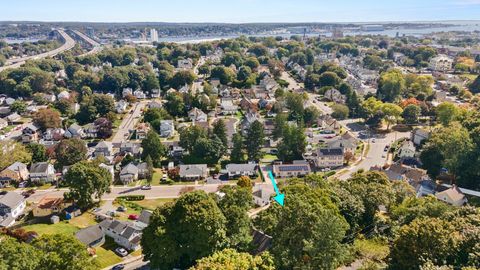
left=372, top=139, right=376, bottom=143
left=112, top=264, right=125, bottom=270
left=141, top=185, right=152, bottom=190
left=115, top=248, right=128, bottom=257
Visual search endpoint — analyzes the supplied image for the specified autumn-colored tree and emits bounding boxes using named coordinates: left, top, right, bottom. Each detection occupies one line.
left=33, top=108, right=61, bottom=130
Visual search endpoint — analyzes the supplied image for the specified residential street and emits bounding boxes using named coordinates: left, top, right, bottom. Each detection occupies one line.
left=19, top=182, right=269, bottom=204
left=111, top=101, right=148, bottom=144
left=338, top=131, right=410, bottom=180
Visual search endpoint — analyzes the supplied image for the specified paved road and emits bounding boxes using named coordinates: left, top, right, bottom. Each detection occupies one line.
left=0, top=29, right=75, bottom=72
left=72, top=30, right=103, bottom=57
left=20, top=183, right=251, bottom=203
left=338, top=131, right=410, bottom=180
left=111, top=101, right=148, bottom=144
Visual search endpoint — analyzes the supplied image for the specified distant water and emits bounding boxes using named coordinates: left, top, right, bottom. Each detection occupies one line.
left=160, top=21, right=480, bottom=44
left=3, top=38, right=41, bottom=44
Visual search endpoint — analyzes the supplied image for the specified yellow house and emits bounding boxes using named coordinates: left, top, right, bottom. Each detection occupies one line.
left=33, top=197, right=72, bottom=217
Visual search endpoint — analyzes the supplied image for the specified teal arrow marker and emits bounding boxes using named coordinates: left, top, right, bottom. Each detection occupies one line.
left=268, top=171, right=285, bottom=206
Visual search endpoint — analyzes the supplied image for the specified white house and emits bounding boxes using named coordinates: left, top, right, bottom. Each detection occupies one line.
left=116, top=100, right=128, bottom=113
left=0, top=192, right=26, bottom=227
left=99, top=219, right=142, bottom=250
left=225, top=163, right=257, bottom=179
left=159, top=120, right=175, bottom=138
left=314, top=148, right=344, bottom=168
left=122, top=88, right=133, bottom=98
left=324, top=88, right=346, bottom=104
left=411, top=128, right=430, bottom=146
left=177, top=59, right=193, bottom=69
left=29, top=162, right=56, bottom=183
left=120, top=163, right=139, bottom=185
left=429, top=54, right=453, bottom=72
left=252, top=186, right=275, bottom=207
left=435, top=185, right=467, bottom=206
left=179, top=164, right=208, bottom=181
left=57, top=91, right=70, bottom=100
left=272, top=161, right=311, bottom=178
left=188, top=108, right=208, bottom=123
left=396, top=140, right=416, bottom=159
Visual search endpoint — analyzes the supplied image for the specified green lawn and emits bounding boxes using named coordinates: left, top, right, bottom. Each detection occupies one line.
left=94, top=237, right=123, bottom=269
left=354, top=237, right=390, bottom=261
left=135, top=198, right=174, bottom=210
left=22, top=221, right=79, bottom=236
left=151, top=169, right=164, bottom=185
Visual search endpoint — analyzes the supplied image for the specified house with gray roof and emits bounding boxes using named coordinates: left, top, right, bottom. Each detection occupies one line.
left=272, top=160, right=311, bottom=178
left=0, top=162, right=29, bottom=187
left=94, top=141, right=113, bottom=158
left=119, top=163, right=139, bottom=184
left=75, top=225, right=105, bottom=247
left=30, top=162, right=56, bottom=183
left=314, top=147, right=344, bottom=168
left=99, top=219, right=142, bottom=250
left=0, top=118, right=7, bottom=130
left=225, top=163, right=258, bottom=179
left=65, top=123, right=85, bottom=138
left=159, top=120, right=175, bottom=138
left=179, top=164, right=208, bottom=181
left=120, top=142, right=141, bottom=157
left=0, top=192, right=26, bottom=227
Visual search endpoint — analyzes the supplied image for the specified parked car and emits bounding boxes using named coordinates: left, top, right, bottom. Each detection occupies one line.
left=115, top=248, right=128, bottom=257
left=141, top=185, right=152, bottom=190
left=111, top=265, right=125, bottom=270
left=117, top=206, right=127, bottom=212
left=128, top=214, right=139, bottom=220
left=106, top=211, right=116, bottom=217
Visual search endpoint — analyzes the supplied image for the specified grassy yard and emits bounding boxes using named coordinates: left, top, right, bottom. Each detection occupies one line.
left=354, top=237, right=390, bottom=261
left=94, top=237, right=124, bottom=269
left=135, top=198, right=174, bottom=210
left=22, top=221, right=79, bottom=236
left=151, top=169, right=164, bottom=185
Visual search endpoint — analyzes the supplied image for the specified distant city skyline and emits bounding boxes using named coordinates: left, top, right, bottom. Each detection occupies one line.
left=2, top=0, right=480, bottom=23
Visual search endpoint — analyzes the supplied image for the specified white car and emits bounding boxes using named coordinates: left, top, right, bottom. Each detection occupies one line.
left=115, top=247, right=128, bottom=257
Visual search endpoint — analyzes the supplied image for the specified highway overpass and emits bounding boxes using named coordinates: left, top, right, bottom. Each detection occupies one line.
left=0, top=29, right=76, bottom=72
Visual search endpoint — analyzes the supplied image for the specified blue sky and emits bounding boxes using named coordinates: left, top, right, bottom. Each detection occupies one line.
left=2, top=0, right=480, bottom=23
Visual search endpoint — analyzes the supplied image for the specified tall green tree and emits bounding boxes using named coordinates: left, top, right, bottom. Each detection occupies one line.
left=55, top=138, right=87, bottom=169
left=402, top=104, right=421, bottom=124
left=377, top=69, right=406, bottom=102
left=245, top=120, right=265, bottom=161
left=0, top=236, right=42, bottom=270
left=216, top=186, right=253, bottom=250
left=254, top=184, right=349, bottom=270
left=141, top=131, right=166, bottom=167
left=64, top=161, right=111, bottom=208
left=212, top=119, right=228, bottom=146
left=145, top=155, right=154, bottom=184
left=142, top=191, right=228, bottom=270
left=26, top=143, right=48, bottom=163
left=33, top=234, right=99, bottom=270
left=436, top=102, right=459, bottom=126
left=190, top=249, right=275, bottom=270
left=277, top=124, right=306, bottom=162
left=230, top=133, right=246, bottom=163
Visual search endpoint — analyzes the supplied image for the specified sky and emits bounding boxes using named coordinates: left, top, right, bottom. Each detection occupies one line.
left=1, top=0, right=480, bottom=23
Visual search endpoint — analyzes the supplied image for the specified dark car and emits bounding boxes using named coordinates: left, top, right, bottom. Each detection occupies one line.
left=112, top=264, right=125, bottom=270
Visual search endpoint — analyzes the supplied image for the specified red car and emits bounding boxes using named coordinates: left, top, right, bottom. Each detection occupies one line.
left=128, top=214, right=138, bottom=220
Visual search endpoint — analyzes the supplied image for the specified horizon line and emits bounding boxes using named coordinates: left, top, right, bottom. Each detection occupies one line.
left=1, top=19, right=480, bottom=25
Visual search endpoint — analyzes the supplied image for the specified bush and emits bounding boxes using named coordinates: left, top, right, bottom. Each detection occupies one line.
left=117, top=195, right=145, bottom=201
